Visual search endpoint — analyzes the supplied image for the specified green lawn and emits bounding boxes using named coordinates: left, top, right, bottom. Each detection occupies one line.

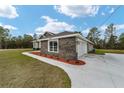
left=0, top=49, right=71, bottom=88
left=95, top=49, right=124, bottom=54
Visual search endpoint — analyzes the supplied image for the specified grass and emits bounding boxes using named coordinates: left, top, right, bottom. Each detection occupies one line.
left=95, top=49, right=124, bottom=54
left=0, top=49, right=71, bottom=88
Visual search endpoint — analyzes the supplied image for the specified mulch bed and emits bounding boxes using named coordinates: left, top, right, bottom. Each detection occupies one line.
left=31, top=51, right=86, bottom=65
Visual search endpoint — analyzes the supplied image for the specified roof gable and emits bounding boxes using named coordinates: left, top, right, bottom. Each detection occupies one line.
left=53, top=31, right=78, bottom=37
left=39, top=31, right=55, bottom=39
left=39, top=31, right=80, bottom=39
left=36, top=31, right=94, bottom=44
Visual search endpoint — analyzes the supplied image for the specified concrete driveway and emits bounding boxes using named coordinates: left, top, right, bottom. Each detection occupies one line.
left=23, top=52, right=124, bottom=88
left=78, top=53, right=124, bottom=88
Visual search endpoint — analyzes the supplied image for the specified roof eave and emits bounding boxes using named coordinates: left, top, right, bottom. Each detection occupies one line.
left=36, top=33, right=80, bottom=41
left=77, top=34, right=94, bottom=45
left=33, top=33, right=94, bottom=45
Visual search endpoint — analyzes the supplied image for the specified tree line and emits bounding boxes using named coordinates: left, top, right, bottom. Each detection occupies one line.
left=0, top=23, right=124, bottom=49
left=87, top=23, right=124, bottom=49
left=0, top=26, right=33, bottom=49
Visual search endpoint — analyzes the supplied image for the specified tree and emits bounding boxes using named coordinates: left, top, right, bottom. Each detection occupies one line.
left=0, top=26, right=33, bottom=49
left=10, top=37, right=17, bottom=48
left=33, top=33, right=38, bottom=40
left=15, top=36, right=23, bottom=48
left=87, top=27, right=101, bottom=48
left=105, top=23, right=117, bottom=49
left=0, top=26, right=9, bottom=49
left=119, top=33, right=124, bottom=49
left=22, top=34, right=33, bottom=48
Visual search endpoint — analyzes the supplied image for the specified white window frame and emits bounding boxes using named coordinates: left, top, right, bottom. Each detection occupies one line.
left=48, top=39, right=59, bottom=53
left=39, top=41, right=41, bottom=49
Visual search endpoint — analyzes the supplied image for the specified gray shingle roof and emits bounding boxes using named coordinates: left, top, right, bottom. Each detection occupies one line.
left=35, top=31, right=93, bottom=44
left=39, top=31, right=79, bottom=39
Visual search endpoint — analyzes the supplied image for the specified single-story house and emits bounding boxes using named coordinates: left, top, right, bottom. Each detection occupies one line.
left=33, top=31, right=94, bottom=60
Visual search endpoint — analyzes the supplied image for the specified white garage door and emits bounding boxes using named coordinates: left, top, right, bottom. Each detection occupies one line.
left=77, top=39, right=87, bottom=59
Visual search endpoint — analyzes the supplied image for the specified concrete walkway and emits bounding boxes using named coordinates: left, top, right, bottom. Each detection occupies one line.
left=22, top=52, right=124, bottom=88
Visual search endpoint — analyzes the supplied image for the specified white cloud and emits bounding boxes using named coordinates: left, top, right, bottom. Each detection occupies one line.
left=115, top=24, right=124, bottom=30
left=26, top=33, right=34, bottom=36
left=54, top=5, right=100, bottom=18
left=41, top=16, right=58, bottom=23
left=35, top=16, right=76, bottom=34
left=109, top=8, right=114, bottom=14
left=81, top=26, right=107, bottom=38
left=82, top=24, right=124, bottom=37
left=0, top=5, right=19, bottom=19
left=81, top=28, right=90, bottom=36
left=101, top=12, right=105, bottom=16
left=99, top=25, right=107, bottom=31
left=99, top=24, right=124, bottom=37
left=100, top=6, right=116, bottom=16
left=99, top=24, right=124, bottom=31
left=0, top=23, right=17, bottom=31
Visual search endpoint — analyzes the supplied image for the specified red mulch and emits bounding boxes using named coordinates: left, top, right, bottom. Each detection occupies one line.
left=31, top=51, right=86, bottom=65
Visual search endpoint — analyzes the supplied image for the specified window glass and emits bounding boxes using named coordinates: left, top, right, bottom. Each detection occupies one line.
left=50, top=46, right=53, bottom=51
left=54, top=46, right=57, bottom=51
left=54, top=42, right=57, bottom=47
left=49, top=41, right=58, bottom=52
left=50, top=42, right=53, bottom=46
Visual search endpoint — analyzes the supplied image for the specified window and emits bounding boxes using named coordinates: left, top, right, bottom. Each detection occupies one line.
left=48, top=40, right=58, bottom=53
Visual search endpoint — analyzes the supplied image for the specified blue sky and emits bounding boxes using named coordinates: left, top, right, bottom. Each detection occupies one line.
left=0, top=5, right=124, bottom=37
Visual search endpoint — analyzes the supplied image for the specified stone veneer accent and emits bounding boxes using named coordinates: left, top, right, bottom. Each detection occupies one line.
left=40, top=40, right=48, bottom=53
left=59, top=37, right=77, bottom=60
left=40, top=37, right=77, bottom=60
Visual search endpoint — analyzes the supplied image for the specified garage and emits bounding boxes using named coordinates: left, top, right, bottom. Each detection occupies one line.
left=76, top=38, right=87, bottom=59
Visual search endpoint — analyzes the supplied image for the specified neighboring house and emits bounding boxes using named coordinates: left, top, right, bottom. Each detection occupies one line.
left=33, top=31, right=94, bottom=60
